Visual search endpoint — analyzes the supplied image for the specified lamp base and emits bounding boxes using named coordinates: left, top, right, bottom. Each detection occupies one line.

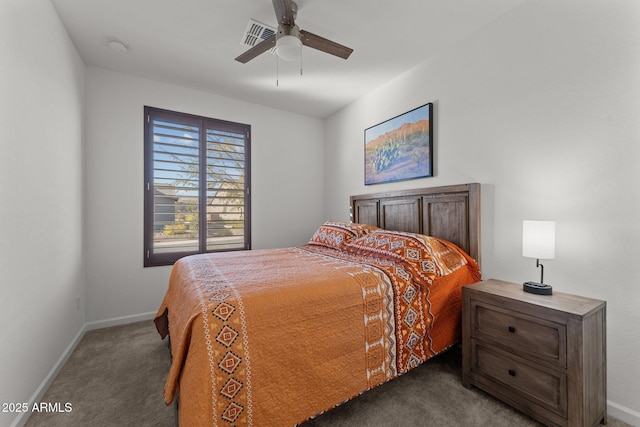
left=523, top=281, right=553, bottom=295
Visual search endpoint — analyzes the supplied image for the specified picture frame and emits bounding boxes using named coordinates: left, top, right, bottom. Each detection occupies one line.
left=364, top=103, right=433, bottom=185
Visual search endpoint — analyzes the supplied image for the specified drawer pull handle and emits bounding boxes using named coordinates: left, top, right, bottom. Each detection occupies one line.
left=508, top=326, right=516, bottom=333
left=508, top=369, right=517, bottom=377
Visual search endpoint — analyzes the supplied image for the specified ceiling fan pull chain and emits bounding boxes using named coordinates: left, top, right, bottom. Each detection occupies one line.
left=300, top=44, right=303, bottom=76
left=276, top=55, right=279, bottom=87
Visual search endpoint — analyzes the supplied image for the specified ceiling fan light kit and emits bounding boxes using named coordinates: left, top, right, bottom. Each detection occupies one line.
left=276, top=26, right=301, bottom=61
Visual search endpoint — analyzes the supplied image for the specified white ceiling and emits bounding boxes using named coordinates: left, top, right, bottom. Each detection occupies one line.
left=50, top=0, right=527, bottom=118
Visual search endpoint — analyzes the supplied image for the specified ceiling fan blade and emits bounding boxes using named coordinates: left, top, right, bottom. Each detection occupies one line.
left=234, top=34, right=277, bottom=63
left=300, top=30, right=353, bottom=59
left=272, top=0, right=295, bottom=26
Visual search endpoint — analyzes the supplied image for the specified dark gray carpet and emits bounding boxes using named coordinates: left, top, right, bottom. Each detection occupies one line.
left=26, top=321, right=173, bottom=427
left=25, top=320, right=629, bottom=427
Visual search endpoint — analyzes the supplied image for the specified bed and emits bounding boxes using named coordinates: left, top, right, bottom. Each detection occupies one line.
left=154, top=183, right=481, bottom=426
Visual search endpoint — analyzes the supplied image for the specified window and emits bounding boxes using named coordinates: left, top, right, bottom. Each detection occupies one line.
left=144, top=106, right=251, bottom=267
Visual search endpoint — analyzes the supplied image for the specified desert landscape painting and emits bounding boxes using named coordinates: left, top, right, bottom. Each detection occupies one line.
left=365, top=103, right=432, bottom=185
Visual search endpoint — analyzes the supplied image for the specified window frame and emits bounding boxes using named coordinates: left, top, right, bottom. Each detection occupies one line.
left=143, top=106, right=251, bottom=267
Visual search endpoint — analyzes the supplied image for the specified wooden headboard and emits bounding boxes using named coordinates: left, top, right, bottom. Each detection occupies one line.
left=350, top=183, right=481, bottom=264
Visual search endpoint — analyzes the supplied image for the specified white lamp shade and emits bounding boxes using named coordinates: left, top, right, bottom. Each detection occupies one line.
left=276, top=35, right=301, bottom=61
left=522, top=220, right=556, bottom=259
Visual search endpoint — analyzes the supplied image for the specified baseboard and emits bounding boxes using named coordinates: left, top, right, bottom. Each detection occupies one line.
left=608, top=400, right=640, bottom=426
left=10, top=311, right=157, bottom=427
left=84, top=311, right=156, bottom=331
left=10, top=324, right=88, bottom=427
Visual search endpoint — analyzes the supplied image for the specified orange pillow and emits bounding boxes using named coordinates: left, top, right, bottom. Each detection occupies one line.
left=345, top=230, right=468, bottom=280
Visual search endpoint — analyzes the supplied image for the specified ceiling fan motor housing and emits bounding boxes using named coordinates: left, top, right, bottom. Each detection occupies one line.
left=277, top=24, right=300, bottom=40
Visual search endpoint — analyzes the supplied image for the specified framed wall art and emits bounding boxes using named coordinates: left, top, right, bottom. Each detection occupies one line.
left=364, top=103, right=433, bottom=185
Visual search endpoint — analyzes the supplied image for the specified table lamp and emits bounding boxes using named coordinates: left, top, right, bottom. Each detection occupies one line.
left=522, top=220, right=555, bottom=295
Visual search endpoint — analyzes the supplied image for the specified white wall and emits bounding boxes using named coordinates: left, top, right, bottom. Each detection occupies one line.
left=0, top=1, right=85, bottom=426
left=84, top=67, right=325, bottom=322
left=325, top=0, right=640, bottom=422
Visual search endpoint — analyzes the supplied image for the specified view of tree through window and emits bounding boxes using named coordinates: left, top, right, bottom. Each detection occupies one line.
left=144, top=107, right=251, bottom=267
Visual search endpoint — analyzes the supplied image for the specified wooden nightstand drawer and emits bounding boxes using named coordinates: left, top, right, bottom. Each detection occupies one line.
left=472, top=301, right=567, bottom=367
left=472, top=342, right=567, bottom=417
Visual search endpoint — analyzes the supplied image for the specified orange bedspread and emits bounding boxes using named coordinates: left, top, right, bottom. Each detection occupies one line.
left=155, top=234, right=480, bottom=426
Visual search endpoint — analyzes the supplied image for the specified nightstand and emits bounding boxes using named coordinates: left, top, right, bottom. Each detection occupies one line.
left=462, top=279, right=606, bottom=427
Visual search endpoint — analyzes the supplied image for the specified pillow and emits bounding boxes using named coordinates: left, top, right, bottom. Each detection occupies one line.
left=307, top=221, right=380, bottom=250
left=345, top=230, right=467, bottom=280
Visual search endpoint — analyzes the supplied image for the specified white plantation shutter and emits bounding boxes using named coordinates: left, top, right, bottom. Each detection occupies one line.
left=144, top=107, right=251, bottom=267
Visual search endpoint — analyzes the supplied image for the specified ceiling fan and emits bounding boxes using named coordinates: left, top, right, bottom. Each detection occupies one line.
left=235, top=0, right=353, bottom=63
